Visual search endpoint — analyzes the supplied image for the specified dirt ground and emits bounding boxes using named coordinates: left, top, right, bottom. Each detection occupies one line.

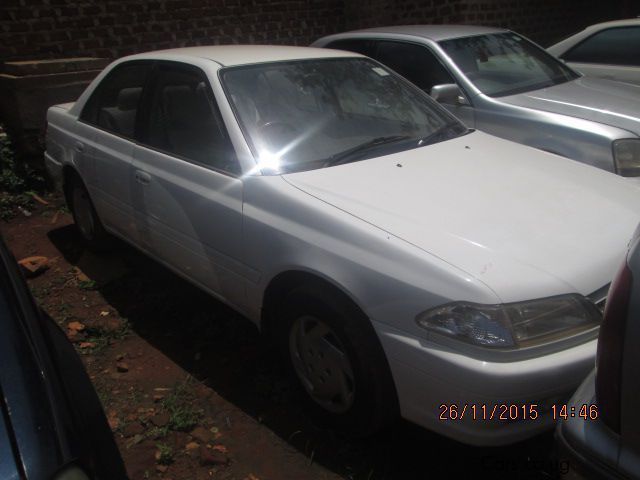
left=1, top=193, right=564, bottom=480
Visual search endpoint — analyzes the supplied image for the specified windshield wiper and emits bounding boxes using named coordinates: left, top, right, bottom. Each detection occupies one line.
left=416, top=122, right=467, bottom=147
left=323, top=135, right=412, bottom=167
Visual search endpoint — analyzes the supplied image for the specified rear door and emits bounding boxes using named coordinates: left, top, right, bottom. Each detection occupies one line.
left=132, top=61, right=246, bottom=307
left=561, top=26, right=640, bottom=86
left=78, top=61, right=152, bottom=240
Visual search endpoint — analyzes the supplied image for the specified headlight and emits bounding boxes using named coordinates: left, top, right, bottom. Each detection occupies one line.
left=416, top=294, right=601, bottom=349
left=613, top=139, right=640, bottom=177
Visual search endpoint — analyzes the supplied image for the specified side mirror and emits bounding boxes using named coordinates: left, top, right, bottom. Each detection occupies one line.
left=430, top=83, right=469, bottom=106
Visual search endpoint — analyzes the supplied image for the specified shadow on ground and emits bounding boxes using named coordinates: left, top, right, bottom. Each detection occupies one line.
left=48, top=224, right=563, bottom=480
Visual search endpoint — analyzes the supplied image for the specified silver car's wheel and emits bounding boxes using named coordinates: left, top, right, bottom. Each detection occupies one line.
left=289, top=315, right=355, bottom=413
left=73, top=185, right=95, bottom=241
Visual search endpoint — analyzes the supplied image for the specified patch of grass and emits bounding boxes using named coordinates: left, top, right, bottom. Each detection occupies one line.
left=81, top=318, right=131, bottom=354
left=95, top=382, right=113, bottom=408
left=56, top=301, right=72, bottom=314
left=77, top=279, right=97, bottom=290
left=161, top=378, right=202, bottom=432
left=156, top=442, right=174, bottom=465
left=146, top=425, right=169, bottom=440
left=0, top=127, right=44, bottom=220
left=0, top=193, right=31, bottom=221
left=30, top=285, right=51, bottom=301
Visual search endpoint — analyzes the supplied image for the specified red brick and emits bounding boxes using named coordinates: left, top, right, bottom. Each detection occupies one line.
left=0, top=0, right=623, bottom=62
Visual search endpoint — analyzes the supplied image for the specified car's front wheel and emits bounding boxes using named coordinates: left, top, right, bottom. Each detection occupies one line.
left=279, top=283, right=398, bottom=437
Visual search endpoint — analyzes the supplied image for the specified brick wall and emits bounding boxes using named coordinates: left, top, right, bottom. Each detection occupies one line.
left=0, top=0, right=345, bottom=61
left=345, top=0, right=631, bottom=47
left=0, top=0, right=632, bottom=62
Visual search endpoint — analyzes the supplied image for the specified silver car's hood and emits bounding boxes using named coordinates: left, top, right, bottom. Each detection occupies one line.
left=500, top=77, right=640, bottom=135
left=284, top=131, right=640, bottom=302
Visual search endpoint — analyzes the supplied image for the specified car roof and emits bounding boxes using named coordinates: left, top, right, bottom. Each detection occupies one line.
left=326, top=24, right=509, bottom=42
left=583, top=17, right=640, bottom=31
left=123, top=45, right=363, bottom=67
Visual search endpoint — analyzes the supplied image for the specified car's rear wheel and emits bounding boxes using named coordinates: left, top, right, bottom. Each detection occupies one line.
left=278, top=283, right=398, bottom=437
left=68, top=175, right=111, bottom=250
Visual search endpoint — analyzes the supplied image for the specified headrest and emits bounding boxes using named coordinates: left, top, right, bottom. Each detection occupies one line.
left=163, top=85, right=197, bottom=113
left=117, top=87, right=143, bottom=110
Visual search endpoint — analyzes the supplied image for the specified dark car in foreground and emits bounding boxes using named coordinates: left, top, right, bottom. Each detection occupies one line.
left=0, top=238, right=126, bottom=479
left=556, top=225, right=640, bottom=478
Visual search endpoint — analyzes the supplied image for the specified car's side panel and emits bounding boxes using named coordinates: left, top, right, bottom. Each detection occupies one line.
left=240, top=175, right=499, bottom=333
left=88, top=130, right=138, bottom=239
left=127, top=60, right=250, bottom=309
left=565, top=62, right=640, bottom=87
left=470, top=97, right=620, bottom=172
left=131, top=144, right=247, bottom=308
left=45, top=106, right=95, bottom=188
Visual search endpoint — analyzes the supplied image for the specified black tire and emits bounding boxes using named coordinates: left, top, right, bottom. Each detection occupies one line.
left=67, top=175, right=112, bottom=251
left=278, top=282, right=399, bottom=437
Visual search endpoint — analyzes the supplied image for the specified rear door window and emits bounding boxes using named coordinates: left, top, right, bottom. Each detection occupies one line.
left=563, top=27, right=640, bottom=67
left=80, top=62, right=151, bottom=138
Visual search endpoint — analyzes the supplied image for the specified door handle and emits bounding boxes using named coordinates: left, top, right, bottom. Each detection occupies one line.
left=134, top=170, right=151, bottom=185
left=74, top=141, right=84, bottom=153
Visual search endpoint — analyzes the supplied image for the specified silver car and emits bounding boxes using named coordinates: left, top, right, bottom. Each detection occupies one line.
left=548, top=18, right=640, bottom=87
left=556, top=223, right=640, bottom=478
left=313, top=26, right=640, bottom=178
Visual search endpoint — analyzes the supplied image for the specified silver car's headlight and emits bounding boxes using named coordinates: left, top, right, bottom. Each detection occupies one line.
left=416, top=294, right=601, bottom=349
left=613, top=139, right=640, bottom=177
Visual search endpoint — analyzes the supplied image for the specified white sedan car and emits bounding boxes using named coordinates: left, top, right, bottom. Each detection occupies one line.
left=45, top=45, right=640, bottom=446
left=548, top=18, right=640, bottom=86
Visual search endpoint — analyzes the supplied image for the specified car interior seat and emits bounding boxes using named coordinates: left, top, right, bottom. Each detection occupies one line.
left=98, top=86, right=143, bottom=136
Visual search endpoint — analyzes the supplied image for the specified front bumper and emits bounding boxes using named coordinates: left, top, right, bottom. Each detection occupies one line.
left=374, top=320, right=597, bottom=446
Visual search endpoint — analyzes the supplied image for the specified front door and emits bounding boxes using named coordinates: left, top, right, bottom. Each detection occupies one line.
left=131, top=61, right=245, bottom=307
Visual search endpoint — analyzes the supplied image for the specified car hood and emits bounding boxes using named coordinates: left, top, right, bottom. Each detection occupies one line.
left=500, top=77, right=640, bottom=135
left=283, top=131, right=640, bottom=302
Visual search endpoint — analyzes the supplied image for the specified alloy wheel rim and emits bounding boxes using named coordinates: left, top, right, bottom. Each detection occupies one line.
left=289, top=315, right=355, bottom=413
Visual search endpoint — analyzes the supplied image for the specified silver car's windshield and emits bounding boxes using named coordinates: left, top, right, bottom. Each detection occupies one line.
left=221, top=58, right=468, bottom=173
left=439, top=32, right=579, bottom=97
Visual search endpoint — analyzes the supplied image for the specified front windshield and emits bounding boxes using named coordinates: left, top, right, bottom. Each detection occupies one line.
left=221, top=58, right=467, bottom=173
left=439, top=32, right=579, bottom=97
